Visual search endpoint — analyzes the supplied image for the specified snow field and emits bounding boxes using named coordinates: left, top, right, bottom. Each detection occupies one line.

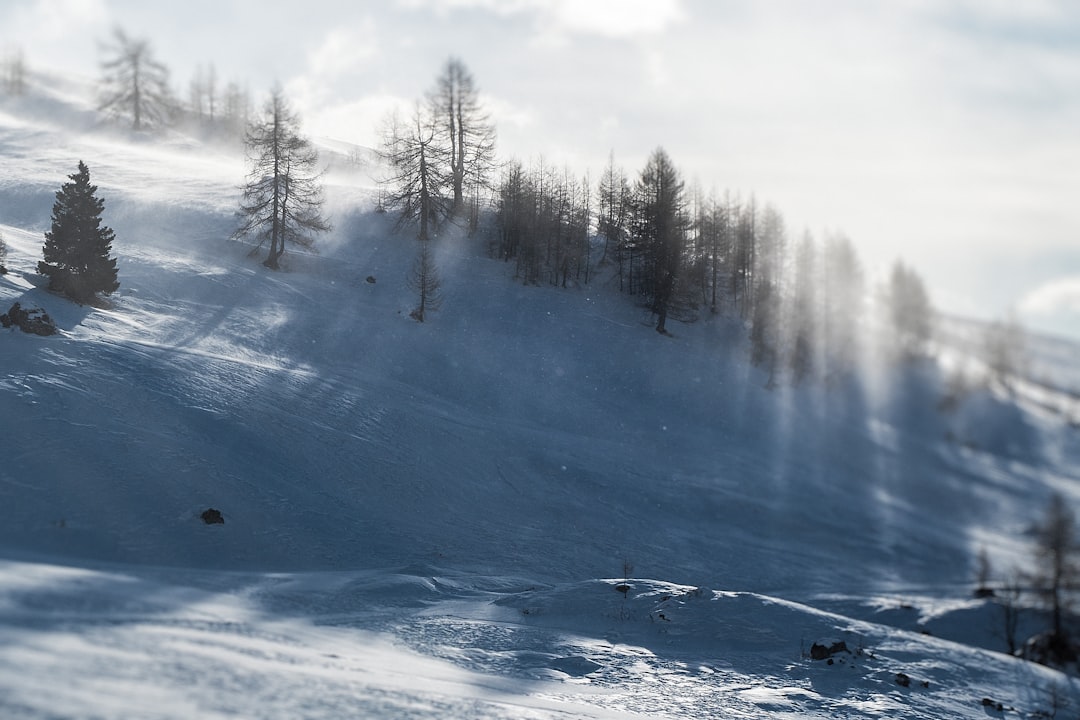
left=2, top=78, right=1080, bottom=717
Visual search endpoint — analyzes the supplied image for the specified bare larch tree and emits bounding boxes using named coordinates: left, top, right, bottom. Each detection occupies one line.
left=98, top=27, right=173, bottom=131
left=409, top=241, right=442, bottom=322
left=380, top=103, right=450, bottom=242
left=429, top=58, right=496, bottom=227
left=233, top=89, right=330, bottom=270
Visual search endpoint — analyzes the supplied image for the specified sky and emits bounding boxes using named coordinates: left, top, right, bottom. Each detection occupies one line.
left=2, top=0, right=1079, bottom=339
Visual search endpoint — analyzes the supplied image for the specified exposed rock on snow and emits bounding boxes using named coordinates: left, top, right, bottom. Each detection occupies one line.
left=200, top=508, right=225, bottom=525
left=0, top=302, right=57, bottom=336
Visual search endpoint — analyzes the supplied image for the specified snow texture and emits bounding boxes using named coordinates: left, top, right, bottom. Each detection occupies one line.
left=2, top=74, right=1080, bottom=718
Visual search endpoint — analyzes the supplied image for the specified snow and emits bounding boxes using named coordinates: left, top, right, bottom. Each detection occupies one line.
left=2, top=76, right=1080, bottom=718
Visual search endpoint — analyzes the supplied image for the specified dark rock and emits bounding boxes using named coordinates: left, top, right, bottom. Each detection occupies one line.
left=896, top=672, right=911, bottom=688
left=810, top=640, right=849, bottom=661
left=365, top=276, right=376, bottom=284
left=200, top=508, right=224, bottom=524
left=973, top=586, right=996, bottom=599
left=1, top=302, right=57, bottom=336
left=614, top=583, right=631, bottom=596
left=981, top=698, right=1003, bottom=711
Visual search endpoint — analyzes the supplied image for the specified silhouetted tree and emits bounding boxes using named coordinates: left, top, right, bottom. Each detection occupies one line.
left=884, top=259, right=933, bottom=359
left=631, top=148, right=686, bottom=334
left=494, top=158, right=591, bottom=288
left=596, top=152, right=631, bottom=275
left=730, top=197, right=756, bottom=318
left=787, top=231, right=818, bottom=383
left=38, top=161, right=119, bottom=303
left=429, top=58, right=496, bottom=223
left=409, top=241, right=442, bottom=322
left=233, top=89, right=330, bottom=269
left=221, top=81, right=251, bottom=136
left=984, top=313, right=1026, bottom=394
left=1030, top=493, right=1078, bottom=646
left=380, top=103, right=450, bottom=242
left=1000, top=572, right=1022, bottom=656
left=188, top=62, right=218, bottom=123
left=821, top=232, right=864, bottom=376
left=98, top=27, right=173, bottom=131
left=749, top=205, right=786, bottom=382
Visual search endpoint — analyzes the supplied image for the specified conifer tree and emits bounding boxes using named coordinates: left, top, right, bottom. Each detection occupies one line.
left=379, top=103, right=450, bottom=242
left=429, top=58, right=496, bottom=222
left=1030, top=493, right=1079, bottom=653
left=38, top=161, right=120, bottom=303
left=631, top=148, right=686, bottom=334
left=409, top=241, right=442, bottom=323
left=883, top=259, right=933, bottom=359
left=233, top=89, right=330, bottom=269
left=98, top=27, right=173, bottom=131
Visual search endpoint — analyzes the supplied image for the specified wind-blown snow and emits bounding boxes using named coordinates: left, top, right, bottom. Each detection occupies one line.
left=2, top=80, right=1079, bottom=718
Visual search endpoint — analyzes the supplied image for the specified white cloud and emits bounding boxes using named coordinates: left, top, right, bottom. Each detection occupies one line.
left=548, top=0, right=684, bottom=37
left=308, top=23, right=379, bottom=80
left=1017, top=276, right=1080, bottom=340
left=303, top=94, right=411, bottom=148
left=0, top=0, right=111, bottom=75
left=395, top=0, right=684, bottom=37
left=11, top=0, right=109, bottom=40
left=1020, top=277, right=1080, bottom=317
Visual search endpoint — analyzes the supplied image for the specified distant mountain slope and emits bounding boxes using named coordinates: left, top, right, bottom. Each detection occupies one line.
left=3, top=78, right=1079, bottom=598
left=3, top=67, right=1080, bottom=720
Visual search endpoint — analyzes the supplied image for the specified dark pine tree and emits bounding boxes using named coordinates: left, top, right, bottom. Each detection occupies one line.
left=38, top=161, right=120, bottom=303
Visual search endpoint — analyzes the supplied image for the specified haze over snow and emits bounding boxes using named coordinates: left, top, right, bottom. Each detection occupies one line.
left=1, top=0, right=1078, bottom=339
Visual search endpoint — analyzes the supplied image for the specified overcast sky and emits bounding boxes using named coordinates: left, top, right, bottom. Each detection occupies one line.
left=2, top=0, right=1079, bottom=339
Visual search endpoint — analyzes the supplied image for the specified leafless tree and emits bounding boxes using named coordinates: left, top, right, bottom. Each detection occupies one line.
left=429, top=58, right=496, bottom=224
left=999, top=571, right=1022, bottom=656
left=632, top=147, right=687, bottom=334
left=821, top=231, right=864, bottom=377
left=221, top=81, right=251, bottom=136
left=98, top=27, right=173, bottom=131
left=984, top=312, right=1026, bottom=394
left=380, top=103, right=451, bottom=242
left=1030, top=493, right=1079, bottom=645
left=233, top=89, right=330, bottom=269
left=409, top=241, right=442, bottom=323
left=2, top=47, right=27, bottom=96
left=786, top=231, right=819, bottom=383
left=883, top=259, right=934, bottom=359
left=188, top=62, right=218, bottom=123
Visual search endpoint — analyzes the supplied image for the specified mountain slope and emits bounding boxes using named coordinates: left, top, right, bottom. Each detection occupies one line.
left=2, top=81, right=1079, bottom=718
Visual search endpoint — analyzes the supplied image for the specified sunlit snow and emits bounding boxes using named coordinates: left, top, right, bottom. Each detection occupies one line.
left=2, top=73, right=1080, bottom=718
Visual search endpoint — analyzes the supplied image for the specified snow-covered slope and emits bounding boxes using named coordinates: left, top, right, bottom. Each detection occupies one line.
left=2, top=80, right=1079, bottom=718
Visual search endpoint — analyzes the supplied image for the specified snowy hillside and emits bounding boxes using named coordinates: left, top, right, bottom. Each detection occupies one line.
left=2, top=78, right=1080, bottom=718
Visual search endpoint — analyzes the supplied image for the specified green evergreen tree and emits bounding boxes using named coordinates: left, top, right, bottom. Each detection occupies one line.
left=631, top=147, right=686, bottom=334
left=38, top=161, right=120, bottom=303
